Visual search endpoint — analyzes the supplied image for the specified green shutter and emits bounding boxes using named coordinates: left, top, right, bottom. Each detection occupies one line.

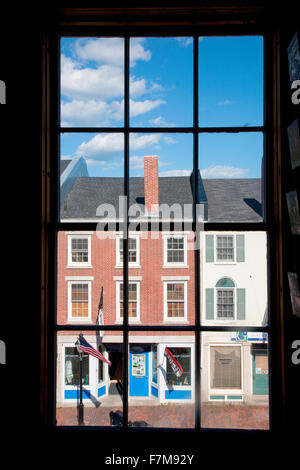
left=236, top=234, right=245, bottom=262
left=237, top=288, right=246, bottom=320
left=206, top=235, right=214, bottom=262
left=206, top=288, right=214, bottom=320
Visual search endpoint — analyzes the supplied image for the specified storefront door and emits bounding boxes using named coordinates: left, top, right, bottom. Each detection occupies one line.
left=253, top=349, right=269, bottom=395
left=129, top=349, right=149, bottom=397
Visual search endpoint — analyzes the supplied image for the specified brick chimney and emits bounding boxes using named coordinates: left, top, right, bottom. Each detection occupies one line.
left=144, top=155, right=159, bottom=215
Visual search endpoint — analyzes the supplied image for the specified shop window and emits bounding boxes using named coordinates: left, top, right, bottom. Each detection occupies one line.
left=65, top=347, right=89, bottom=386
left=166, top=347, right=191, bottom=386
left=210, top=346, right=241, bottom=390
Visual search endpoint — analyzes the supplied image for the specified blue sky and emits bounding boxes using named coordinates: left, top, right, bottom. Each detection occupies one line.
left=60, top=36, right=263, bottom=178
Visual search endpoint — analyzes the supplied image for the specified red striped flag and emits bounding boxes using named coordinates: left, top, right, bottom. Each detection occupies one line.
left=165, top=347, right=183, bottom=378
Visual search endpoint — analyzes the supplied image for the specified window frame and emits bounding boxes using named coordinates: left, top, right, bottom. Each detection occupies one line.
left=115, top=233, right=140, bottom=268
left=163, top=233, right=188, bottom=268
left=67, top=233, right=92, bottom=268
left=163, top=279, right=188, bottom=323
left=41, top=7, right=284, bottom=434
left=67, top=278, right=92, bottom=322
left=215, top=234, right=235, bottom=264
left=116, top=279, right=141, bottom=324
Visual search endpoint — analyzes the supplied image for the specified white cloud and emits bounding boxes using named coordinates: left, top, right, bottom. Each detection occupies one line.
left=200, top=165, right=250, bottom=178
left=175, top=37, right=193, bottom=47
left=74, top=37, right=151, bottom=66
left=149, top=116, right=175, bottom=127
left=159, top=169, right=192, bottom=177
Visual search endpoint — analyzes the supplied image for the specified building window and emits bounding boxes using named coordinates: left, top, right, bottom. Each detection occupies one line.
left=205, top=234, right=245, bottom=263
left=210, top=346, right=241, bottom=390
left=166, top=347, right=191, bottom=386
left=164, top=281, right=187, bottom=322
left=117, top=281, right=140, bottom=322
left=216, top=235, right=234, bottom=262
left=67, top=280, right=92, bottom=322
left=65, top=347, right=89, bottom=386
left=217, top=289, right=234, bottom=320
left=116, top=235, right=140, bottom=267
left=164, top=235, right=187, bottom=267
left=68, top=234, right=91, bottom=267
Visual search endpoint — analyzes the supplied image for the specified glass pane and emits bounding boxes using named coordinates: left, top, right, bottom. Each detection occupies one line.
left=199, top=132, right=264, bottom=222
left=128, top=332, right=195, bottom=428
left=60, top=133, right=124, bottom=223
left=200, top=332, right=270, bottom=430
left=199, top=36, right=263, bottom=127
left=60, top=37, right=124, bottom=127
left=57, top=231, right=124, bottom=325
left=130, top=37, right=193, bottom=127
left=201, top=231, right=268, bottom=326
left=56, top=330, right=123, bottom=427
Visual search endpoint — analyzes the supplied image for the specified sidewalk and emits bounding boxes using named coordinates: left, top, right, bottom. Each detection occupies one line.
left=56, top=402, right=269, bottom=429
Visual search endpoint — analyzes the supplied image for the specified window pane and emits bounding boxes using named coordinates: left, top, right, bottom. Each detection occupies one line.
left=128, top=332, right=195, bottom=428
left=199, top=36, right=263, bottom=127
left=57, top=330, right=123, bottom=427
left=200, top=332, right=269, bottom=430
left=202, top=231, right=268, bottom=326
left=60, top=37, right=124, bottom=127
left=199, top=132, right=264, bottom=223
left=60, top=133, right=124, bottom=223
left=130, top=37, right=193, bottom=127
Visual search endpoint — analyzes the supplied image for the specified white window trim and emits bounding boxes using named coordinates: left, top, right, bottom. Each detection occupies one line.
left=67, top=279, right=92, bottom=322
left=67, top=234, right=92, bottom=268
left=163, top=233, right=188, bottom=268
left=208, top=343, right=243, bottom=397
left=214, top=234, right=236, bottom=265
left=116, top=280, right=141, bottom=323
left=215, top=286, right=236, bottom=323
left=115, top=233, right=141, bottom=268
left=163, top=280, right=188, bottom=323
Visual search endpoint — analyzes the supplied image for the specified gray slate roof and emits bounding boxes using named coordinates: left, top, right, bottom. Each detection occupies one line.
left=61, top=175, right=262, bottom=222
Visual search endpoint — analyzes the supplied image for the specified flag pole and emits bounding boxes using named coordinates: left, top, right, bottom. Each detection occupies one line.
left=78, top=333, right=84, bottom=425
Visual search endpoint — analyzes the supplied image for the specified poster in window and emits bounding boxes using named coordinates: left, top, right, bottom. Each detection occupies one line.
left=132, top=354, right=145, bottom=376
left=287, top=120, right=300, bottom=170
left=287, top=32, right=300, bottom=87
left=286, top=190, right=300, bottom=235
left=287, top=272, right=300, bottom=318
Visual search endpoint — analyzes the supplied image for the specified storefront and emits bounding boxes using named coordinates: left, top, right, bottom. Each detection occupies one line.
left=58, top=336, right=194, bottom=405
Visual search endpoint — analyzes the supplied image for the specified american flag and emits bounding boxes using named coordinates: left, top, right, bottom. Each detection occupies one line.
left=165, top=347, right=183, bottom=378
left=76, top=335, right=111, bottom=366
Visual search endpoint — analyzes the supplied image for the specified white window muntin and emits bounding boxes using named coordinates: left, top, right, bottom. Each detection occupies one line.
left=67, top=279, right=92, bottom=322
left=116, top=233, right=140, bottom=268
left=215, top=287, right=235, bottom=321
left=208, top=343, right=243, bottom=396
left=163, top=233, right=188, bottom=267
left=163, top=280, right=188, bottom=322
left=116, top=280, right=141, bottom=323
left=67, top=234, right=92, bottom=267
left=215, top=234, right=235, bottom=263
